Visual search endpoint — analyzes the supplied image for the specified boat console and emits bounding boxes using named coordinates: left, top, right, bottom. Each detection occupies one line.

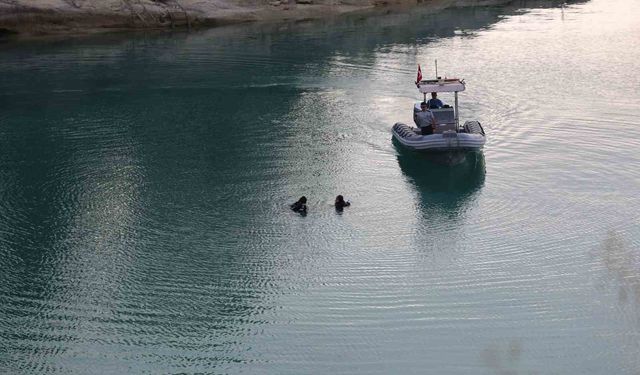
left=431, top=108, right=456, bottom=133
left=413, top=104, right=457, bottom=133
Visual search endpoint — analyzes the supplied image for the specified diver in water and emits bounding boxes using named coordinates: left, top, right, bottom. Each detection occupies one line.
left=334, top=195, right=351, bottom=211
left=290, top=196, right=308, bottom=213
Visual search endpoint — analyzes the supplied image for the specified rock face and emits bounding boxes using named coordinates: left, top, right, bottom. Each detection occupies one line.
left=0, top=0, right=509, bottom=36
left=0, top=0, right=237, bottom=35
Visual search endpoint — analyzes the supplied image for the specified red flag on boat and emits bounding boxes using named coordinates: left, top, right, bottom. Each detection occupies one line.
left=415, top=65, right=422, bottom=86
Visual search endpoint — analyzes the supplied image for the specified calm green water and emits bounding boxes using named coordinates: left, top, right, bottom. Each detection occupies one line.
left=1, top=0, right=640, bottom=373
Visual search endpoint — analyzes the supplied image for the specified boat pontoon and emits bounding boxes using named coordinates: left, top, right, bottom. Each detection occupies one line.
left=392, top=78, right=485, bottom=152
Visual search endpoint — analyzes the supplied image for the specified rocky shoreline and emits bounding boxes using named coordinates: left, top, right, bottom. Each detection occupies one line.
left=0, top=0, right=508, bottom=38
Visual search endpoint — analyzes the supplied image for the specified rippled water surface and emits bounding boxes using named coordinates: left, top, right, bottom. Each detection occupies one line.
left=1, top=0, right=640, bottom=373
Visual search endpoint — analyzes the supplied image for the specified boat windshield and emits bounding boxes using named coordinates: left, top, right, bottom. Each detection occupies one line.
left=431, top=108, right=455, bottom=124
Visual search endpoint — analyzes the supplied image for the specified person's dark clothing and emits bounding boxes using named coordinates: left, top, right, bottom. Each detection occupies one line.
left=291, top=201, right=307, bottom=213
left=335, top=201, right=350, bottom=209
left=427, top=98, right=443, bottom=109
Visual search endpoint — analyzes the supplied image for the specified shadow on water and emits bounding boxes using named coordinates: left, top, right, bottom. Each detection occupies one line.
left=396, top=144, right=486, bottom=219
left=593, top=230, right=640, bottom=371
left=481, top=339, right=524, bottom=375
left=596, top=230, right=640, bottom=314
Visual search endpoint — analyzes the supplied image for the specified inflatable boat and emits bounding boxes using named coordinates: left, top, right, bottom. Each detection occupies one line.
left=392, top=78, right=485, bottom=152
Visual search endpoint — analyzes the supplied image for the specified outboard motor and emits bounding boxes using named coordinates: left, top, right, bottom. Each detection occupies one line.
left=463, top=120, right=485, bottom=135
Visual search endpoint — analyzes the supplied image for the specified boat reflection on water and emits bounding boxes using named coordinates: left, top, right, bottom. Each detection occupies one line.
left=396, top=147, right=486, bottom=220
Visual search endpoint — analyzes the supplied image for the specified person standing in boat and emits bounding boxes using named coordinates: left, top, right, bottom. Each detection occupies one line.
left=414, top=101, right=437, bottom=135
left=426, top=92, right=444, bottom=109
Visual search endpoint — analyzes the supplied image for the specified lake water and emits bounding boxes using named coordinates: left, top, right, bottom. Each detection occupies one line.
left=1, top=0, right=640, bottom=373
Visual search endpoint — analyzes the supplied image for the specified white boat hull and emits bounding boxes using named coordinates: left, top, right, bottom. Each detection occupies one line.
left=392, top=121, right=485, bottom=152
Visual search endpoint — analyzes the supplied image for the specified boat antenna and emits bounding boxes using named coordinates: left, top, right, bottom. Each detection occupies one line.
left=435, top=59, right=438, bottom=78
